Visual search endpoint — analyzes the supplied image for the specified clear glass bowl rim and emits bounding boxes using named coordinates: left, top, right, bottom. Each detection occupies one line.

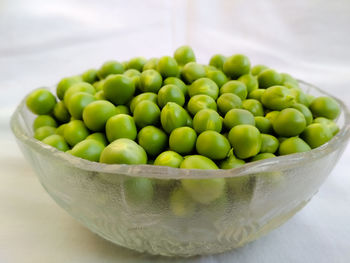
left=10, top=80, right=350, bottom=179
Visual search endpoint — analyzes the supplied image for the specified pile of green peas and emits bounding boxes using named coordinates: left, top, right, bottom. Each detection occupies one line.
left=26, top=46, right=341, bottom=216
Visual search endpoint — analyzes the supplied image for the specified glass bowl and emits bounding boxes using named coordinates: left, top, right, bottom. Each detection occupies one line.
left=10, top=81, right=350, bottom=257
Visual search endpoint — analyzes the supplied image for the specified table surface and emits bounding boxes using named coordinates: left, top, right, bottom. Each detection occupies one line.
left=1, top=0, right=350, bottom=262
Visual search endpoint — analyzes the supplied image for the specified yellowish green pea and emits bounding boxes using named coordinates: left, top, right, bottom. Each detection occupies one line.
left=126, top=57, right=147, bottom=72
left=34, top=126, right=57, bottom=141
left=26, top=89, right=56, bottom=115
left=254, top=116, right=273, bottom=133
left=157, top=84, right=185, bottom=108
left=81, top=69, right=98, bottom=84
left=224, top=108, right=255, bottom=130
left=220, top=80, right=248, bottom=100
left=217, top=93, right=242, bottom=115
left=187, top=94, right=217, bottom=116
left=137, top=126, right=168, bottom=157
left=261, top=85, right=295, bottom=110
left=53, top=101, right=70, bottom=123
left=189, top=78, right=219, bottom=100
left=174, top=45, right=196, bottom=66
left=181, top=62, right=206, bottom=84
left=33, top=115, right=57, bottom=131
left=143, top=58, right=159, bottom=71
left=251, top=64, right=268, bottom=76
left=154, top=151, right=184, bottom=168
left=63, top=120, right=90, bottom=147
left=97, top=61, right=125, bottom=79
left=278, top=137, right=311, bottom=155
left=86, top=132, right=108, bottom=146
left=103, top=74, right=135, bottom=105
left=69, top=139, right=105, bottom=162
left=260, top=134, right=279, bottom=153
left=301, top=123, right=333, bottom=149
left=133, top=100, right=160, bottom=128
left=56, top=75, right=82, bottom=100
left=251, top=153, right=276, bottom=162
left=129, top=92, right=158, bottom=113
left=273, top=108, right=306, bottom=137
left=309, top=96, right=341, bottom=120
left=139, top=69, right=163, bottom=93
left=82, top=100, right=116, bottom=131
left=169, top=127, right=197, bottom=155
left=105, top=114, right=137, bottom=142
left=160, top=102, right=191, bottom=133
left=67, top=92, right=96, bottom=120
left=257, top=69, right=283, bottom=89
left=193, top=109, right=222, bottom=133
left=223, top=54, right=251, bottom=79
left=196, top=130, right=231, bottom=160
left=42, top=134, right=69, bottom=152
left=242, top=99, right=264, bottom=116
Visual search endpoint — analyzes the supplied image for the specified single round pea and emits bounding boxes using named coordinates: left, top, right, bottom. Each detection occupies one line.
left=63, top=120, right=89, bottom=146
left=26, top=89, right=56, bottom=115
left=260, top=134, right=279, bottom=153
left=69, top=139, right=105, bottom=162
left=103, top=74, right=135, bottom=105
left=170, top=187, right=196, bottom=218
left=160, top=102, right=191, bottom=133
left=223, top=55, right=250, bottom=79
left=139, top=69, right=163, bottom=93
left=193, top=109, right=222, bottom=133
left=56, top=76, right=82, bottom=100
left=251, top=153, right=276, bottom=162
left=265, top=110, right=280, bottom=125
left=209, top=54, right=226, bottom=71
left=123, top=69, right=141, bottom=90
left=187, top=94, right=217, bottom=116
left=86, top=132, right=108, bottom=146
left=257, top=69, right=283, bottom=89
left=143, top=58, right=159, bottom=71
left=163, top=77, right=188, bottom=96
left=99, top=138, right=147, bottom=164
left=81, top=69, right=98, bottom=84
left=301, top=123, right=333, bottom=149
left=33, top=115, right=57, bottom=131
left=169, top=127, right=197, bottom=155
left=224, top=108, right=255, bottom=130
left=242, top=99, right=264, bottom=116
left=248, top=89, right=265, bottom=101
left=180, top=155, right=218, bottom=169
left=67, top=92, right=96, bottom=119
left=126, top=57, right=147, bottom=72
left=273, top=108, right=306, bottom=137
left=105, top=114, right=137, bottom=142
left=34, top=126, right=57, bottom=141
left=93, top=79, right=105, bottom=91
left=254, top=116, right=273, bottom=133
left=42, top=134, right=69, bottom=151
left=189, top=78, right=219, bottom=100
left=82, top=100, right=116, bottom=131
left=63, top=82, right=95, bottom=106
left=157, top=84, right=185, bottom=108
left=206, top=70, right=228, bottom=88
left=154, top=151, right=184, bottom=168
left=217, top=93, right=242, bottom=115
left=174, top=45, right=196, bottom=66
left=53, top=101, right=70, bottom=123
left=55, top=124, right=67, bottom=136
left=196, top=130, right=231, bottom=160
left=133, top=100, right=160, bottom=128
left=290, top=88, right=309, bottom=106
left=157, top=56, right=180, bottom=78
left=181, top=62, right=206, bottom=84
left=291, top=103, right=313, bottom=126
left=278, top=137, right=311, bottom=155
left=313, top=117, right=339, bottom=135
left=309, top=96, right=340, bottom=120
left=219, top=150, right=246, bottom=169
left=251, top=64, right=268, bottom=76
left=129, top=92, right=158, bottom=113
left=261, top=85, right=295, bottom=110
left=281, top=73, right=299, bottom=86
left=97, top=61, right=125, bottom=79
left=115, top=105, right=130, bottom=115
left=228, top=124, right=262, bottom=159
left=238, top=74, right=258, bottom=93
left=220, top=80, right=248, bottom=100
left=94, top=90, right=105, bottom=100
left=123, top=177, right=154, bottom=208
left=138, top=126, right=168, bottom=156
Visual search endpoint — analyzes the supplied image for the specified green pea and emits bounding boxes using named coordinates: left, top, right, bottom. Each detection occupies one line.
left=251, top=64, right=268, bottom=76
left=224, top=108, right=255, bottom=130
left=290, top=88, right=309, bottom=106
left=123, top=177, right=154, bottom=208
left=228, top=124, right=262, bottom=159
left=248, top=89, right=265, bottom=101
left=193, top=109, right=222, bottom=133
left=181, top=62, right=206, bottom=84
left=63, top=82, right=95, bottom=106
left=143, top=58, right=159, bottom=71
left=154, top=151, right=183, bottom=168
left=301, top=123, right=333, bottom=149
left=313, top=117, right=339, bottom=135
left=220, top=80, right=248, bottom=100
left=309, top=96, right=340, bottom=120
left=94, top=90, right=105, bottom=100
left=34, top=126, right=57, bottom=141
left=56, top=76, right=82, bottom=100
left=129, top=92, right=158, bottom=113
left=281, top=73, right=299, bottom=87
left=209, top=54, right=226, bottom=71
left=251, top=153, right=276, bottom=161
left=81, top=69, right=98, bottom=84
left=133, top=100, right=160, bottom=128
left=103, top=74, right=135, bottom=105
left=170, top=187, right=196, bottom=218
left=115, top=105, right=130, bottom=115
left=63, top=120, right=89, bottom=146
left=217, top=93, right=242, bottom=116
left=223, top=54, right=251, bottom=79
left=157, top=56, right=180, bottom=78
left=139, top=69, right=163, bottom=93
left=219, top=149, right=245, bottom=169
left=180, top=155, right=218, bottom=169
left=67, top=92, right=96, bottom=119
left=254, top=116, right=273, bottom=133
left=157, top=84, right=185, bottom=108
left=261, top=85, right=295, bottom=110
left=273, top=108, right=306, bottom=137
left=126, top=57, right=147, bottom=72
left=291, top=103, right=313, bottom=125
left=86, top=132, right=108, bottom=146
left=53, top=101, right=70, bottom=123
left=42, top=134, right=69, bottom=152
left=97, top=61, right=124, bottom=79
left=163, top=77, right=188, bottom=96
left=265, top=110, right=280, bottom=125
left=26, top=89, right=56, bottom=115
left=187, top=94, right=217, bottom=116
left=260, top=134, right=279, bottom=153
left=160, top=102, right=191, bottom=133
left=278, top=137, right=311, bottom=155
left=100, top=138, right=147, bottom=164
left=196, top=130, right=231, bottom=160
left=33, top=115, right=57, bottom=131
left=174, top=45, right=196, bottom=66
left=56, top=124, right=67, bottom=136
left=93, top=79, right=105, bottom=92
left=123, top=69, right=141, bottom=90
left=169, top=127, right=197, bottom=155
left=238, top=74, right=258, bottom=93
left=69, top=139, right=105, bottom=162
left=206, top=70, right=228, bottom=88
left=257, top=69, right=283, bottom=89
left=105, top=114, right=137, bottom=142
left=82, top=100, right=116, bottom=131
left=138, top=126, right=168, bottom=156
left=189, top=78, right=219, bottom=100
left=242, top=99, right=264, bottom=116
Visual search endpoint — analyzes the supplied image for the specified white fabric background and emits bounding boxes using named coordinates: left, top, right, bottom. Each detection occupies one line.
left=0, top=0, right=349, bottom=262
